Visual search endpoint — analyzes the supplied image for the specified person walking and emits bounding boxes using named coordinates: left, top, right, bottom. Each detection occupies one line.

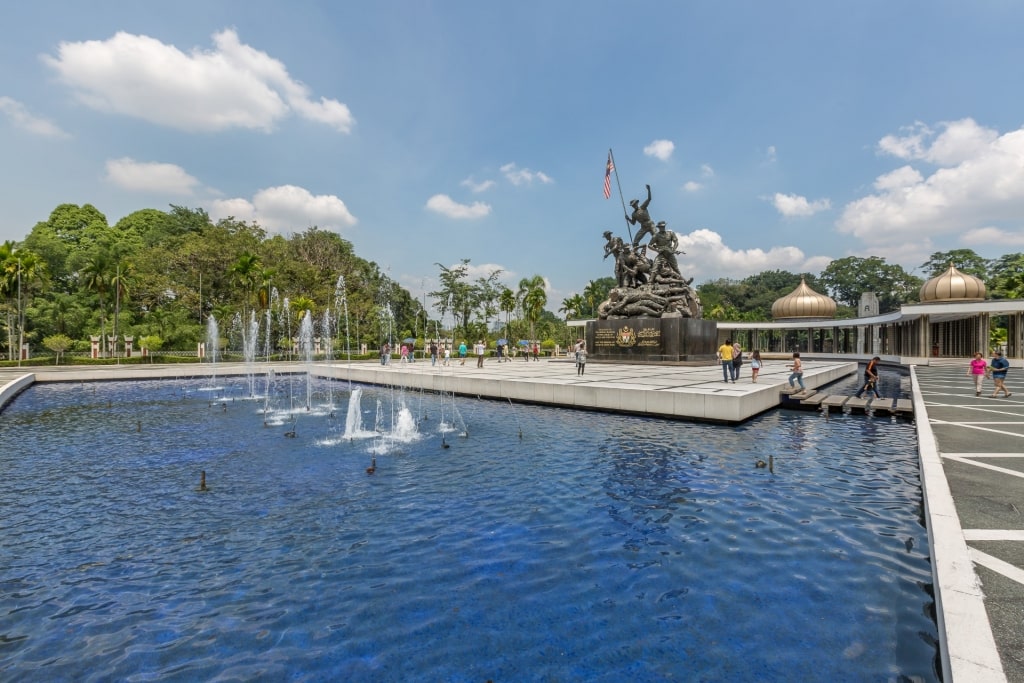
left=990, top=349, right=1011, bottom=397
left=731, top=341, right=743, bottom=382
left=400, top=344, right=409, bottom=363
left=750, top=350, right=762, bottom=383
left=532, top=342, right=540, bottom=361
left=458, top=341, right=467, bottom=366
left=443, top=344, right=450, bottom=366
left=576, top=344, right=587, bottom=375
left=855, top=356, right=882, bottom=399
left=429, top=341, right=438, bottom=366
left=968, top=351, right=988, bottom=396
left=787, top=352, right=805, bottom=391
left=476, top=340, right=485, bottom=368
left=717, top=339, right=735, bottom=383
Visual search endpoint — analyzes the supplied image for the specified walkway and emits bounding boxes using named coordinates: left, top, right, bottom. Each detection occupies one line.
left=914, top=365, right=1024, bottom=682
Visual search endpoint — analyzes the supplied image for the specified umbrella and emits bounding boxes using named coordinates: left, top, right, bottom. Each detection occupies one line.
left=402, top=337, right=416, bottom=344
left=496, top=338, right=508, bottom=345
left=518, top=340, right=530, bottom=346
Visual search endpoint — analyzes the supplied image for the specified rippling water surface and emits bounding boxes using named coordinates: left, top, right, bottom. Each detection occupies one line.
left=0, top=375, right=936, bottom=682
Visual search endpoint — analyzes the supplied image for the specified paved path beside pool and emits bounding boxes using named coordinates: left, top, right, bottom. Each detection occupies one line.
left=913, top=365, right=1024, bottom=682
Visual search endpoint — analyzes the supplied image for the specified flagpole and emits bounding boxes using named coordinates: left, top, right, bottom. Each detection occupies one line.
left=608, top=148, right=633, bottom=243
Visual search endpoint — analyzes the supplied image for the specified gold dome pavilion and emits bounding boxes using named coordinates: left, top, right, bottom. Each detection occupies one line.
left=771, top=277, right=837, bottom=321
left=919, top=264, right=986, bottom=302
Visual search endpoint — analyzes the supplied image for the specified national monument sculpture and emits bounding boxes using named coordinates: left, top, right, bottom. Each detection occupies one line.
left=587, top=172, right=716, bottom=363
left=598, top=189, right=702, bottom=320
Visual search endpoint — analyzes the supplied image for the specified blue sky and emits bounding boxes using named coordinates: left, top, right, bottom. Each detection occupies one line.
left=2, top=1, right=1024, bottom=310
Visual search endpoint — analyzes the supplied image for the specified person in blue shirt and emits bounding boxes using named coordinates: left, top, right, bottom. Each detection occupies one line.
left=990, top=349, right=1011, bottom=398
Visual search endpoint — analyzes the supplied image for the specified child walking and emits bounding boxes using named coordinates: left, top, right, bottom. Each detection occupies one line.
left=787, top=352, right=805, bottom=391
left=750, top=350, right=762, bottom=383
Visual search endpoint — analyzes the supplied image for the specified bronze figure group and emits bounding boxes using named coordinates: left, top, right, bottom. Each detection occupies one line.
left=599, top=184, right=702, bottom=319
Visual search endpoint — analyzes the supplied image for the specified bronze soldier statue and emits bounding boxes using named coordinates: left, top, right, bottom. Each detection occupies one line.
left=627, top=184, right=656, bottom=247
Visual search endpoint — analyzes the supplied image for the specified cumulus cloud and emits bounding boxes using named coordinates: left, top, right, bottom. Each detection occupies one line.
left=0, top=96, right=69, bottom=137
left=500, top=162, right=553, bottom=186
left=425, top=194, right=492, bottom=219
left=962, top=226, right=1024, bottom=246
left=209, top=185, right=356, bottom=231
left=839, top=118, right=1024, bottom=245
left=643, top=139, right=675, bottom=161
left=675, top=228, right=829, bottom=281
left=42, top=28, right=354, bottom=133
left=105, top=157, right=200, bottom=194
left=683, top=181, right=702, bottom=192
left=772, top=193, right=831, bottom=217
left=460, top=177, right=495, bottom=193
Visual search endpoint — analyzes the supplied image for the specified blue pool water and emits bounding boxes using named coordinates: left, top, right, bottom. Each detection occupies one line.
left=0, top=376, right=937, bottom=681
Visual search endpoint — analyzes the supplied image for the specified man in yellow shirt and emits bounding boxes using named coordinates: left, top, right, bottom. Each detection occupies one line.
left=718, top=339, right=735, bottom=383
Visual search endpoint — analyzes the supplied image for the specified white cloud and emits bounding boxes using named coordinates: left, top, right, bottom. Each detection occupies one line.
left=700, top=164, right=715, bottom=178
left=878, top=118, right=997, bottom=165
left=0, top=96, right=69, bottom=137
left=460, top=177, right=495, bottom=193
left=209, top=197, right=257, bottom=223
left=961, top=226, right=1024, bottom=246
left=105, top=157, right=200, bottom=194
left=674, top=228, right=828, bottom=281
left=839, top=119, right=1024, bottom=245
left=683, top=181, right=702, bottom=192
left=500, top=162, right=553, bottom=186
left=643, top=139, right=675, bottom=161
left=872, top=165, right=923, bottom=192
left=209, top=185, right=356, bottom=231
left=772, top=192, right=831, bottom=217
left=42, top=28, right=354, bottom=133
left=425, top=194, right=491, bottom=219
left=764, top=146, right=777, bottom=163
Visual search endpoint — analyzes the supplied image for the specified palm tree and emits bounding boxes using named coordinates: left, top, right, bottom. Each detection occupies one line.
left=229, top=251, right=262, bottom=317
left=81, top=249, right=114, bottom=354
left=559, top=294, right=585, bottom=321
left=499, top=286, right=516, bottom=340
left=0, top=242, right=20, bottom=359
left=517, top=275, right=547, bottom=346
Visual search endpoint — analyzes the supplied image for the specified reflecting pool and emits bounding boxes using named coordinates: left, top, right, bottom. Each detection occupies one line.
left=0, top=376, right=937, bottom=681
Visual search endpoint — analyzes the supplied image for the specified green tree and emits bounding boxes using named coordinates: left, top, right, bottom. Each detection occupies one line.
left=582, top=278, right=615, bottom=317
left=139, top=334, right=164, bottom=362
left=818, top=256, right=922, bottom=313
left=430, top=260, right=474, bottom=337
left=920, top=249, right=990, bottom=279
left=42, top=333, right=74, bottom=364
left=517, top=275, right=548, bottom=343
left=989, top=253, right=1024, bottom=299
left=559, top=294, right=585, bottom=320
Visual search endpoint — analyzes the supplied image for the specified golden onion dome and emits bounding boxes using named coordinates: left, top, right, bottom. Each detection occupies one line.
left=919, top=263, right=986, bottom=302
left=771, top=277, right=837, bottom=320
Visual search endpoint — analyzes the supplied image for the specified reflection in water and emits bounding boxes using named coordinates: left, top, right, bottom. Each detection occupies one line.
left=0, top=376, right=935, bottom=682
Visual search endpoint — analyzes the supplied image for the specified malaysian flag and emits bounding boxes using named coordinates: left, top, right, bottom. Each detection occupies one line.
left=603, top=153, right=613, bottom=199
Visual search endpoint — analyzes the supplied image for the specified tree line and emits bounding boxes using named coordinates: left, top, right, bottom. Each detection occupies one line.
left=0, top=203, right=424, bottom=361
left=3, top=201, right=1022, bottom=363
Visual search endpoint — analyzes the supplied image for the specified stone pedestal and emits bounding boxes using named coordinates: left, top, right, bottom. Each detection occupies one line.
left=90, top=335, right=101, bottom=359
left=124, top=336, right=133, bottom=358
left=586, top=317, right=718, bottom=363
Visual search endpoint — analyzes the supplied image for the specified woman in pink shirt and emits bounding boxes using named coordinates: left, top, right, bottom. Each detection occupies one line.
left=969, top=351, right=988, bottom=396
